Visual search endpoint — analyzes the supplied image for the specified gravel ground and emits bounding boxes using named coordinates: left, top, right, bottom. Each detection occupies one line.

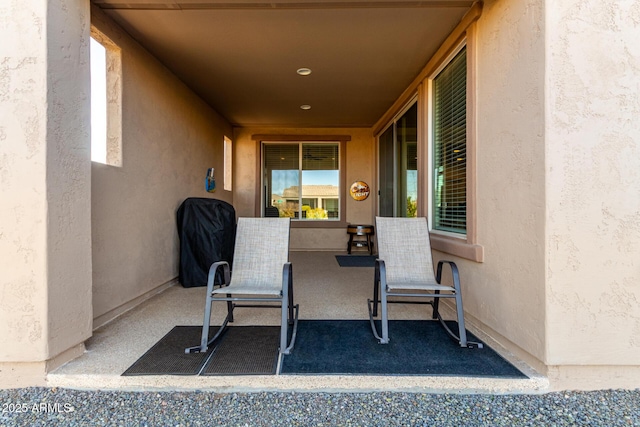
left=1, top=388, right=638, bottom=426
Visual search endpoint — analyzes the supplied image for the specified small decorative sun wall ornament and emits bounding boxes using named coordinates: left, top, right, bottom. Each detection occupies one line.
left=349, top=181, right=370, bottom=201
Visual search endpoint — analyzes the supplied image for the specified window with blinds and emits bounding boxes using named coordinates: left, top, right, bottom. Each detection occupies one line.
left=263, top=142, right=340, bottom=220
left=433, top=46, right=467, bottom=234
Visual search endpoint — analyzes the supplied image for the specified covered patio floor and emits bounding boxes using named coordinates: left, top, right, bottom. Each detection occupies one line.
left=48, top=251, right=547, bottom=393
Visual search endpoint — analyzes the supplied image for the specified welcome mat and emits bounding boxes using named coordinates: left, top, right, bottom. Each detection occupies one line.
left=122, top=326, right=279, bottom=376
left=281, top=320, right=526, bottom=378
left=335, top=255, right=376, bottom=267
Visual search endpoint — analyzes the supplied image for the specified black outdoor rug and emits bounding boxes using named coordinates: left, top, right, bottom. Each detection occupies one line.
left=335, top=255, right=376, bottom=267
left=122, top=326, right=215, bottom=376
left=280, top=320, right=527, bottom=378
left=122, top=326, right=279, bottom=376
left=201, top=326, right=279, bottom=375
left=123, top=321, right=526, bottom=378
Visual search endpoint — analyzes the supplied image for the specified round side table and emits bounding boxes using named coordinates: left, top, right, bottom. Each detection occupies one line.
left=346, top=224, right=375, bottom=255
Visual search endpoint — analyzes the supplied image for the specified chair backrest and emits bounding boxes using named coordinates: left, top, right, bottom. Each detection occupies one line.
left=230, top=217, right=291, bottom=289
left=375, top=217, right=437, bottom=286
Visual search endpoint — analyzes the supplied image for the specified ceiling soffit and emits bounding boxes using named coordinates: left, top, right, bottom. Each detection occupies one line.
left=93, top=0, right=473, bottom=127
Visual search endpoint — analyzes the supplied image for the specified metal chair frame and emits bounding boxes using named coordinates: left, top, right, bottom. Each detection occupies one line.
left=186, top=218, right=298, bottom=356
left=367, top=217, right=482, bottom=349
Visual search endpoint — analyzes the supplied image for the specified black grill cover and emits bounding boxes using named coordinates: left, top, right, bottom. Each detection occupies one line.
left=177, top=198, right=236, bottom=288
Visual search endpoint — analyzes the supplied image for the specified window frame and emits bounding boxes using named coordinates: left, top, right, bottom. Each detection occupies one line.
left=89, top=27, right=122, bottom=167
left=253, top=135, right=349, bottom=228
left=424, top=30, right=482, bottom=262
left=428, top=42, right=468, bottom=238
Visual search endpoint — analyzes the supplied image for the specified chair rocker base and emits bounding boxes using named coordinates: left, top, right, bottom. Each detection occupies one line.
left=367, top=298, right=483, bottom=349
left=185, top=302, right=300, bottom=355
left=282, top=303, right=300, bottom=355
left=184, top=307, right=234, bottom=354
left=366, top=298, right=389, bottom=344
left=431, top=309, right=483, bottom=349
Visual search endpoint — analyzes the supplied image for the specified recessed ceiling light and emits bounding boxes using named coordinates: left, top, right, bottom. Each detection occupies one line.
left=297, top=68, right=312, bottom=76
left=300, top=104, right=311, bottom=110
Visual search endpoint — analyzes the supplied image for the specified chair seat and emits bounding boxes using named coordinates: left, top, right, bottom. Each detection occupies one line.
left=212, top=282, right=282, bottom=296
left=386, top=281, right=454, bottom=292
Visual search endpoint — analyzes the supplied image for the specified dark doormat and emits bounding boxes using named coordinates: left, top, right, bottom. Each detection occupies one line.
left=201, top=326, right=279, bottom=375
left=335, top=255, right=376, bottom=267
left=280, top=320, right=527, bottom=378
left=122, top=326, right=279, bottom=376
left=122, top=326, right=215, bottom=376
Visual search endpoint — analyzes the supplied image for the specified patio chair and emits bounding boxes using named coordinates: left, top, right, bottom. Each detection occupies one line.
left=186, top=217, right=299, bottom=355
left=368, top=217, right=482, bottom=348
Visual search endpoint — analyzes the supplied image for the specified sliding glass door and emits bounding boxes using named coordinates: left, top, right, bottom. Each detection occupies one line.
left=378, top=101, right=418, bottom=217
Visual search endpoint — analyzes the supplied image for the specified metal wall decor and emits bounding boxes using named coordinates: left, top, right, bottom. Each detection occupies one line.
left=349, top=181, right=370, bottom=201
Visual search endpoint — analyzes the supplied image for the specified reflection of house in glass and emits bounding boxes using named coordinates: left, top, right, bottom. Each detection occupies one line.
left=272, top=185, right=339, bottom=219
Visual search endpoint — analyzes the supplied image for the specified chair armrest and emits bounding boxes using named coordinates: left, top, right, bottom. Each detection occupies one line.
left=207, top=261, right=230, bottom=293
left=375, top=259, right=386, bottom=288
left=282, top=262, right=293, bottom=288
left=436, top=260, right=461, bottom=288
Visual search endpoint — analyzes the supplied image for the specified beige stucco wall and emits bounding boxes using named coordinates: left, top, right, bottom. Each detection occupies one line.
left=428, top=0, right=547, bottom=366
left=91, top=7, right=233, bottom=324
left=234, top=127, right=375, bottom=251
left=0, top=0, right=92, bottom=383
left=544, top=0, right=640, bottom=371
left=431, top=0, right=640, bottom=387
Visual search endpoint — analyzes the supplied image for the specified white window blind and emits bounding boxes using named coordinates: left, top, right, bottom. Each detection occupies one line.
left=264, top=144, right=299, bottom=170
left=433, top=46, right=467, bottom=234
left=302, top=144, right=338, bottom=171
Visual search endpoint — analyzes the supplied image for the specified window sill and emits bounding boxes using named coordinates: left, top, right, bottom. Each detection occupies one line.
left=430, top=233, right=484, bottom=263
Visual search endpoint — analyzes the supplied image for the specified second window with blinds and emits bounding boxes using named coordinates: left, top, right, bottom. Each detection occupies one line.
left=263, top=142, right=340, bottom=220
left=432, top=45, right=467, bottom=236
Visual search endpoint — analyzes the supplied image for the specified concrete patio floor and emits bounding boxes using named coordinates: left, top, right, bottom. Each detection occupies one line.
left=48, top=251, right=548, bottom=393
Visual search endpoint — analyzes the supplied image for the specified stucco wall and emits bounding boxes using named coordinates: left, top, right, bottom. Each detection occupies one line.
left=91, top=7, right=233, bottom=322
left=0, top=0, right=92, bottom=367
left=545, top=0, right=640, bottom=366
left=444, top=0, right=640, bottom=380
left=428, top=0, right=548, bottom=364
left=234, top=127, right=375, bottom=251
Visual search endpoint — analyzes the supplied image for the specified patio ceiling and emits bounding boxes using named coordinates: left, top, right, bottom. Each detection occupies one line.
left=91, top=0, right=474, bottom=127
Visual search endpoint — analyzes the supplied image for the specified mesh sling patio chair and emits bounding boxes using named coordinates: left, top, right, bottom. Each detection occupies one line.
left=186, top=217, right=299, bottom=355
left=368, top=217, right=482, bottom=348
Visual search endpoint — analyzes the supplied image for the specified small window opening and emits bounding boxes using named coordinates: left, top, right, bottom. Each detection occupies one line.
left=224, top=136, right=232, bottom=191
left=90, top=28, right=122, bottom=166
left=90, top=37, right=107, bottom=164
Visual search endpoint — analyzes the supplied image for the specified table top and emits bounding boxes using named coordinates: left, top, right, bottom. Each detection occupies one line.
left=347, top=224, right=374, bottom=234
